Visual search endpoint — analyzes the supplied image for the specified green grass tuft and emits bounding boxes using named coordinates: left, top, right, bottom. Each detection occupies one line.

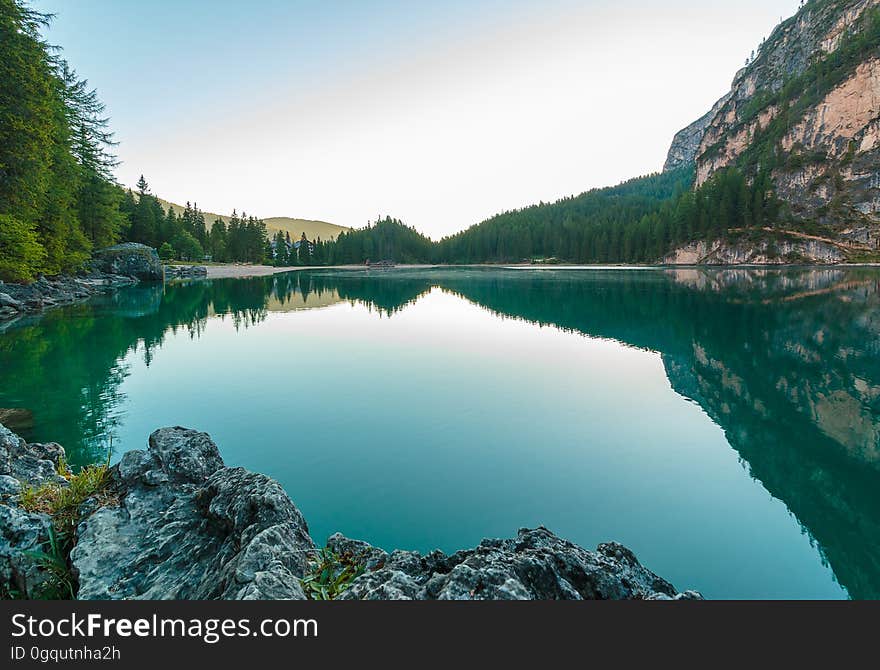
left=301, top=547, right=366, bottom=600
left=17, top=455, right=115, bottom=599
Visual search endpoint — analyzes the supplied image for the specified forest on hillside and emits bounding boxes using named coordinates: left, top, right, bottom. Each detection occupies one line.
left=0, top=0, right=799, bottom=281
left=0, top=1, right=272, bottom=280
left=435, top=167, right=778, bottom=264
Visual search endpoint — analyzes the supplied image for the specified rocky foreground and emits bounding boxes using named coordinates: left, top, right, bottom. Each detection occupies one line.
left=0, top=424, right=701, bottom=600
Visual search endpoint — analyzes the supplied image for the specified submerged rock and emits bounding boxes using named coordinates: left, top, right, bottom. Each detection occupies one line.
left=0, top=423, right=701, bottom=600
left=91, top=243, right=163, bottom=281
left=329, top=528, right=700, bottom=600
left=0, top=409, right=34, bottom=433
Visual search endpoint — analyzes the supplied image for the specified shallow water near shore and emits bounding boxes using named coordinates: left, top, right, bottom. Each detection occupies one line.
left=3, top=266, right=879, bottom=599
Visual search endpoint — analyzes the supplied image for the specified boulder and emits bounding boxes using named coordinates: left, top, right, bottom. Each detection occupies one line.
left=91, top=243, right=163, bottom=281
left=71, top=427, right=314, bottom=600
left=0, top=424, right=65, bottom=597
left=330, top=527, right=701, bottom=600
left=0, top=423, right=66, bottom=486
left=0, top=504, right=53, bottom=597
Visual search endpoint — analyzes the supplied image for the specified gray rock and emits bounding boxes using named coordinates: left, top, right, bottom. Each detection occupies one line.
left=91, top=243, right=163, bottom=281
left=0, top=424, right=65, bottom=597
left=0, top=504, right=52, bottom=597
left=326, top=532, right=389, bottom=571
left=72, top=427, right=314, bottom=600
left=0, top=475, right=21, bottom=498
left=664, top=92, right=733, bottom=172
left=0, top=293, right=22, bottom=310
left=0, top=424, right=67, bottom=486
left=334, top=527, right=700, bottom=600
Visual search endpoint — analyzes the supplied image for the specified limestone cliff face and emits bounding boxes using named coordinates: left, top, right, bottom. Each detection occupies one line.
left=663, top=93, right=732, bottom=171
left=662, top=236, right=847, bottom=265
left=665, top=0, right=880, bottom=239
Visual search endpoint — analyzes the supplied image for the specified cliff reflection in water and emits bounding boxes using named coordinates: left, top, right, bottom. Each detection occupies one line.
left=1, top=267, right=879, bottom=597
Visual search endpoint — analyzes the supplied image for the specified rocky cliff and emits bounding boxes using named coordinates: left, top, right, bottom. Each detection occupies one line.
left=664, top=0, right=880, bottom=261
left=662, top=233, right=848, bottom=265
left=664, top=93, right=733, bottom=172
left=0, top=424, right=700, bottom=601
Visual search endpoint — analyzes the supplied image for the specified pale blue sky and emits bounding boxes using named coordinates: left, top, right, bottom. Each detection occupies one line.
left=36, top=0, right=801, bottom=236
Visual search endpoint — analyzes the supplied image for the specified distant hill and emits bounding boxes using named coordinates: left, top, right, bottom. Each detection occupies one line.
left=151, top=196, right=350, bottom=241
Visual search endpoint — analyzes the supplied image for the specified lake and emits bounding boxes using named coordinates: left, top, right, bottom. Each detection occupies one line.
left=2, top=266, right=879, bottom=600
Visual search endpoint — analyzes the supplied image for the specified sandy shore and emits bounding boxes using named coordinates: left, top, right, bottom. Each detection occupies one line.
left=204, top=264, right=293, bottom=279
left=203, top=264, right=373, bottom=279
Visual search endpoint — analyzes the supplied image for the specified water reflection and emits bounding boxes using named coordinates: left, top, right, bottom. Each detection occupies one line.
left=1, top=267, right=879, bottom=597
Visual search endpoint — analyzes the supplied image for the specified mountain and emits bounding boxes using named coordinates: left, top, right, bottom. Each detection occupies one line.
left=438, top=1, right=880, bottom=266
left=153, top=196, right=350, bottom=241
left=664, top=0, right=880, bottom=262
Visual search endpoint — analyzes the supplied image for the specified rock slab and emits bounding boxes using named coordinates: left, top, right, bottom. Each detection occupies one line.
left=329, top=529, right=700, bottom=600
left=71, top=427, right=315, bottom=600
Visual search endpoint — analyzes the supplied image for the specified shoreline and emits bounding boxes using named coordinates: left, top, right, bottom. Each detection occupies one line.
left=202, top=264, right=366, bottom=279
left=200, top=261, right=880, bottom=280
left=0, top=273, right=137, bottom=325
left=4, top=258, right=879, bottom=325
left=0, top=422, right=701, bottom=601
left=201, top=264, right=449, bottom=279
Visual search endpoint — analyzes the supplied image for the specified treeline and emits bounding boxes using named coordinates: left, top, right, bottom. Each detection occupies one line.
left=436, top=167, right=779, bottom=264
left=0, top=0, right=126, bottom=281
left=270, top=231, right=330, bottom=266
left=271, top=216, right=436, bottom=266
left=437, top=169, right=692, bottom=263
left=0, top=1, right=272, bottom=281
left=122, top=177, right=268, bottom=264
left=0, top=0, right=794, bottom=281
left=325, top=217, right=434, bottom=265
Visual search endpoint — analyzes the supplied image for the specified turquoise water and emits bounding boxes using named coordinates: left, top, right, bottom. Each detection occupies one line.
left=3, top=267, right=880, bottom=599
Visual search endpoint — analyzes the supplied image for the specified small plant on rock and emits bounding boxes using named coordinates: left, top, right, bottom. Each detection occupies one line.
left=23, top=526, right=76, bottom=600
left=19, top=457, right=113, bottom=539
left=17, top=452, right=115, bottom=599
left=301, top=547, right=366, bottom=600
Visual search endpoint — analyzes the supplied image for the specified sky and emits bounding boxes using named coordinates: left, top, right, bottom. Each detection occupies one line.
left=35, top=0, right=802, bottom=238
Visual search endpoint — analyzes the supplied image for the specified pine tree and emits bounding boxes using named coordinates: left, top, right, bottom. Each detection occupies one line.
left=0, top=214, right=46, bottom=281
left=0, top=0, right=56, bottom=226
left=298, top=232, right=312, bottom=265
